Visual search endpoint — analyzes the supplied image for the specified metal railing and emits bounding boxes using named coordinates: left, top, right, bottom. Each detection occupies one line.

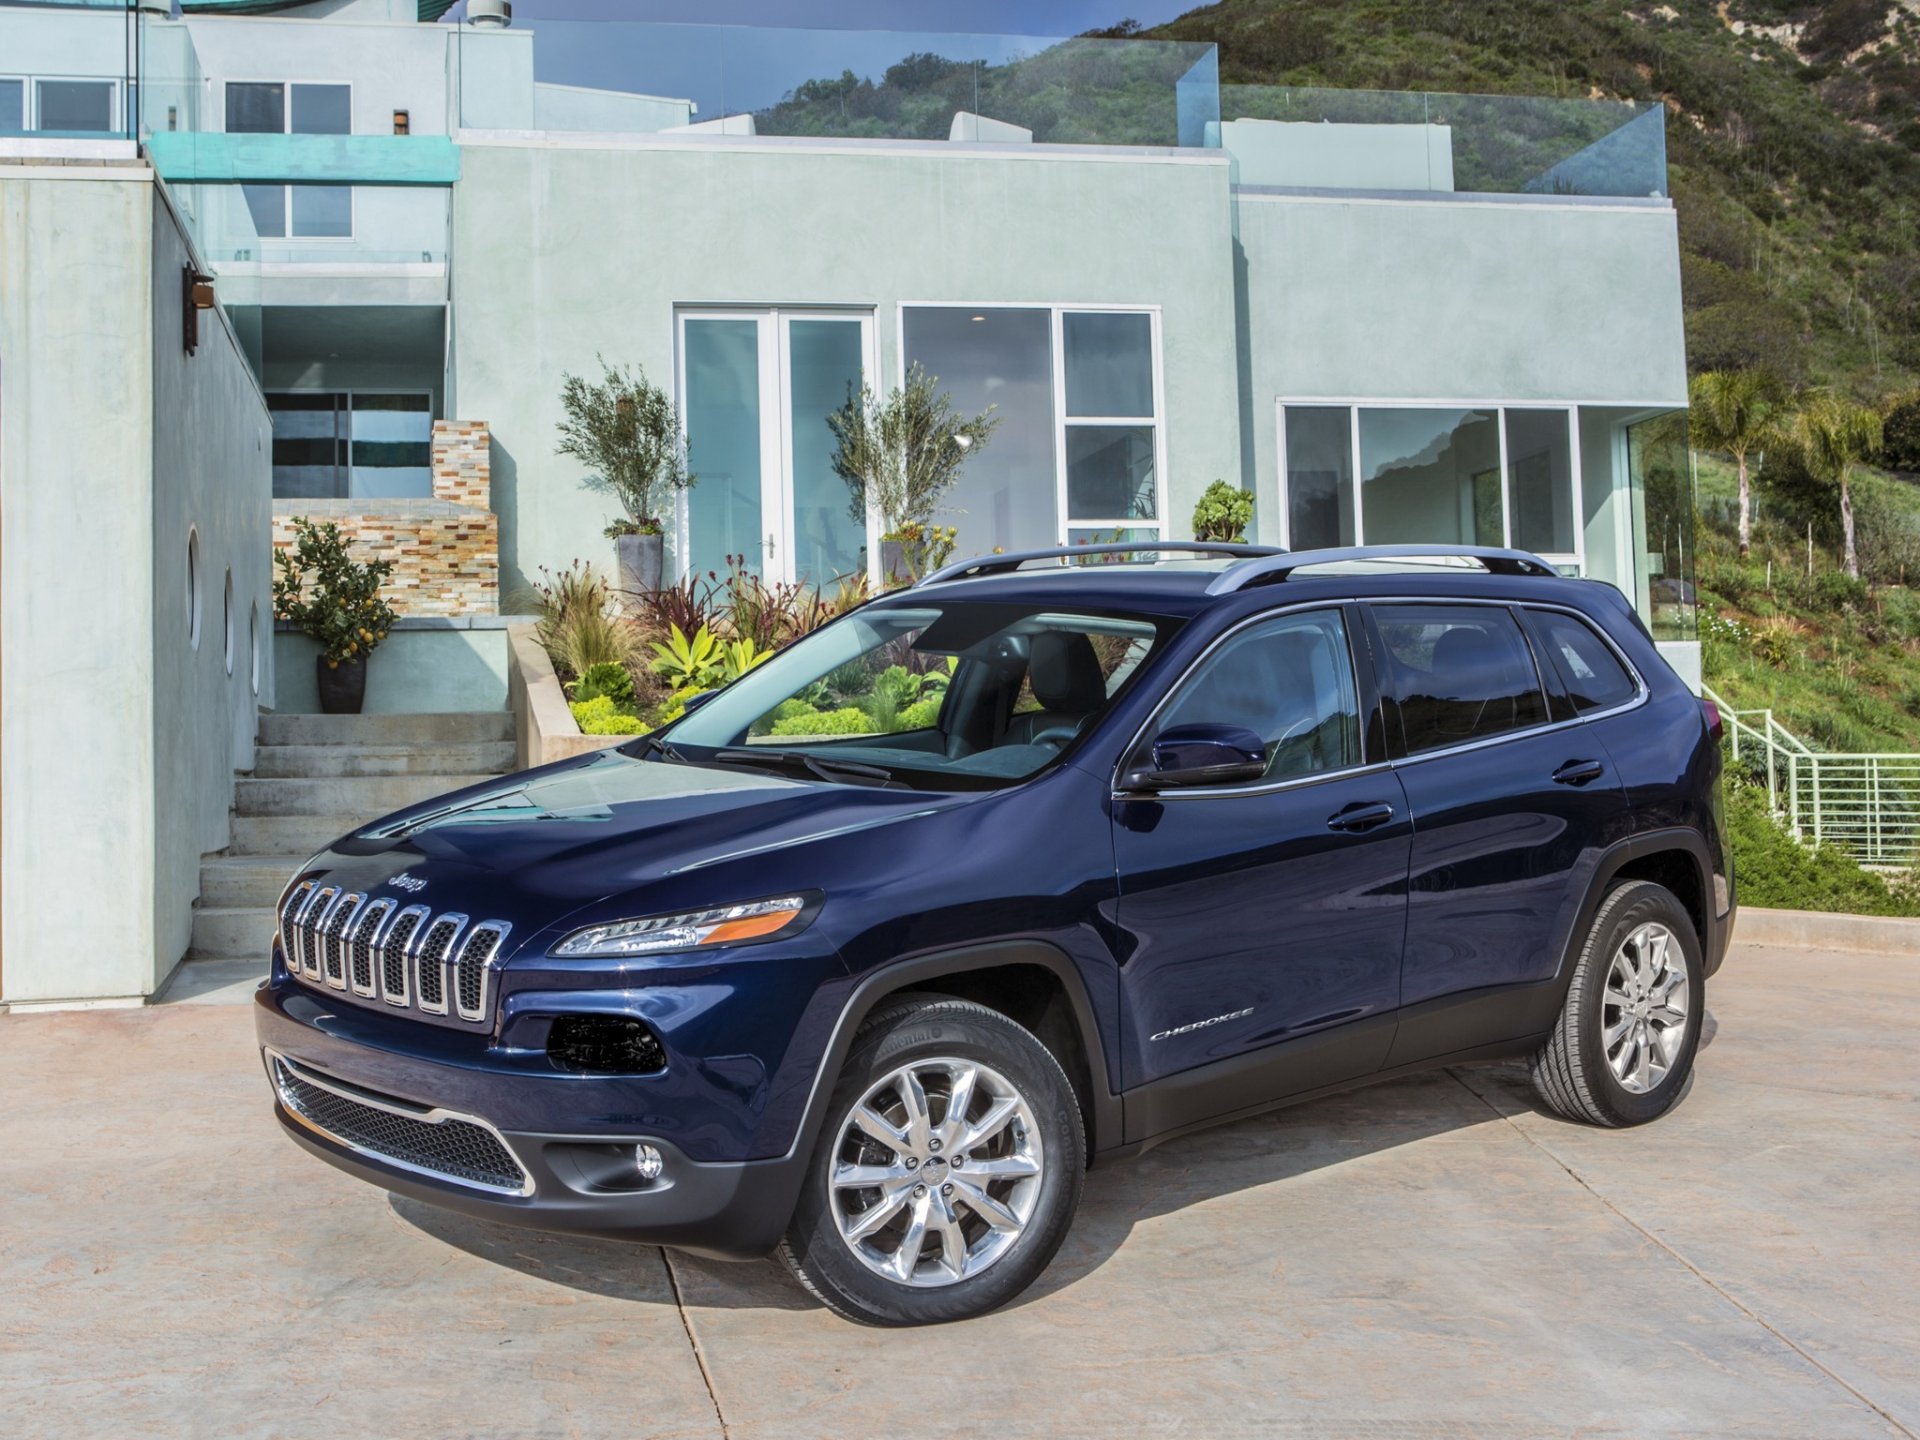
left=1706, top=683, right=1920, bottom=869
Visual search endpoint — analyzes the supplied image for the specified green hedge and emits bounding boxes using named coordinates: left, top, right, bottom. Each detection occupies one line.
left=1725, top=782, right=1920, bottom=916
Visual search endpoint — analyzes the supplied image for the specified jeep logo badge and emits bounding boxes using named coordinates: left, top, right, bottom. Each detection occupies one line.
left=387, top=873, right=428, bottom=894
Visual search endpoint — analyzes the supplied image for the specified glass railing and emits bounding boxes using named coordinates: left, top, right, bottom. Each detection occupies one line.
left=167, top=181, right=451, bottom=268
left=1216, top=85, right=1665, bottom=199
left=454, top=12, right=1220, bottom=149
left=0, top=0, right=139, bottom=141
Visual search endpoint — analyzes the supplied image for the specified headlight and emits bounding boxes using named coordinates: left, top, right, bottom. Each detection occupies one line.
left=550, top=894, right=814, bottom=958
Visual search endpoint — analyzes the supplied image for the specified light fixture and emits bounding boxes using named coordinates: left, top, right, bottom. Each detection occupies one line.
left=550, top=895, right=815, bottom=958
left=182, top=266, right=215, bottom=354
left=970, top=314, right=987, bottom=322
left=392, top=109, right=410, bottom=135
left=634, top=1145, right=664, bottom=1183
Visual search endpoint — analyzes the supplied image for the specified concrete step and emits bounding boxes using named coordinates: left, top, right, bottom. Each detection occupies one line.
left=199, top=854, right=300, bottom=909
left=188, top=906, right=277, bottom=961
left=251, top=740, right=518, bottom=779
left=230, top=813, right=375, bottom=856
left=257, top=712, right=514, bottom=748
left=234, top=773, right=499, bottom=818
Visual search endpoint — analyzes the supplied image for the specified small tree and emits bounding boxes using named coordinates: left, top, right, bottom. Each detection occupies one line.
left=1192, top=480, right=1255, bottom=542
left=828, top=363, right=998, bottom=539
left=1689, top=368, right=1789, bottom=559
left=556, top=358, right=694, bottom=538
left=273, top=517, right=398, bottom=668
left=1795, top=393, right=1884, bottom=582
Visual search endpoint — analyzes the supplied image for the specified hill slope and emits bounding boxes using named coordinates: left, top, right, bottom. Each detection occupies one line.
left=1139, top=0, right=1920, bottom=398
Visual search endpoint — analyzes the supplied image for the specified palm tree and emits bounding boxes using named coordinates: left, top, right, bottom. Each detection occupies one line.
left=1795, top=394, right=1884, bottom=581
left=1688, top=368, right=1788, bottom=559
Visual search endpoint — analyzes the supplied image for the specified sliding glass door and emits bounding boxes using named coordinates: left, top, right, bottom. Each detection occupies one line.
left=677, top=309, right=875, bottom=587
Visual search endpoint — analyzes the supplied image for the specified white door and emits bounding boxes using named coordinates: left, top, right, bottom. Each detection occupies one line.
left=676, top=309, right=878, bottom=587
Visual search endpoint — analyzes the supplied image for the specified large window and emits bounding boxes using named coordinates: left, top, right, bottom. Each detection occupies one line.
left=268, top=392, right=432, bottom=499
left=1, top=77, right=121, bottom=136
left=225, top=81, right=352, bottom=240
left=903, top=305, right=1164, bottom=559
left=1278, top=404, right=1581, bottom=568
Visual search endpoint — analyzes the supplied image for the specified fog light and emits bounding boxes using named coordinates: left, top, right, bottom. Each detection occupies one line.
left=635, top=1144, right=664, bottom=1183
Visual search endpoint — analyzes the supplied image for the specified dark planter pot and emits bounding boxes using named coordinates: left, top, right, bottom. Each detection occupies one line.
left=616, top=532, right=665, bottom=595
left=881, top=538, right=912, bottom=586
left=316, top=654, right=368, bottom=715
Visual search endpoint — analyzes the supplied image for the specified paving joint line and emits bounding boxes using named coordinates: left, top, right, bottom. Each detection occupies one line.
left=1447, top=1068, right=1916, bottom=1440
left=660, top=1249, right=731, bottom=1439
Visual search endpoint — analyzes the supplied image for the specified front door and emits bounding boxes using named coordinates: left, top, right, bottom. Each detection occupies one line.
left=677, top=309, right=876, bottom=587
left=1111, top=605, right=1411, bottom=1138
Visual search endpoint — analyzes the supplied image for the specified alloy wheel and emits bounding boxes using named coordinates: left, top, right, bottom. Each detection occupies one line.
left=1602, top=921, right=1690, bottom=1094
left=829, top=1057, right=1045, bottom=1288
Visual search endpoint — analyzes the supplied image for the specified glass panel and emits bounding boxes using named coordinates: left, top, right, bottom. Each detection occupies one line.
left=1373, top=604, right=1549, bottom=753
left=1063, top=312, right=1153, bottom=418
left=1149, top=609, right=1361, bottom=778
left=1629, top=411, right=1695, bottom=641
left=269, top=393, right=346, bottom=500
left=683, top=319, right=764, bottom=579
left=1284, top=405, right=1354, bottom=549
left=902, top=307, right=1056, bottom=560
left=1528, top=610, right=1636, bottom=713
left=1066, top=425, right=1157, bottom=522
left=1358, top=408, right=1501, bottom=547
left=241, top=184, right=287, bottom=239
left=1506, top=408, right=1576, bottom=556
left=349, top=393, right=433, bottom=500
left=224, top=82, right=284, bottom=134
left=290, top=185, right=351, bottom=238
left=787, top=319, right=868, bottom=588
left=0, top=80, right=24, bottom=136
left=36, top=80, right=113, bottom=135
left=290, top=83, right=350, bottom=136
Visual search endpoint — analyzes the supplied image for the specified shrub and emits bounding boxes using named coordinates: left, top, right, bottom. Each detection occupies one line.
left=273, top=517, right=398, bottom=668
left=719, top=556, right=802, bottom=651
left=1813, top=570, right=1870, bottom=611
left=635, top=569, right=725, bottom=639
left=1883, top=395, right=1920, bottom=473
left=770, top=706, right=872, bottom=737
left=1724, top=781, right=1920, bottom=916
left=571, top=660, right=636, bottom=709
left=532, top=563, right=644, bottom=681
left=1192, top=480, right=1255, bottom=542
left=569, top=694, right=649, bottom=736
left=649, top=624, right=726, bottom=691
left=898, top=695, right=944, bottom=731
left=555, top=357, right=694, bottom=538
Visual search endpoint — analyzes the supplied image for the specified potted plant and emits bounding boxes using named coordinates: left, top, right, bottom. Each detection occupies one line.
left=1192, top=480, right=1255, bottom=543
left=273, top=517, right=398, bottom=715
left=556, top=357, right=695, bottom=595
left=828, top=363, right=997, bottom=583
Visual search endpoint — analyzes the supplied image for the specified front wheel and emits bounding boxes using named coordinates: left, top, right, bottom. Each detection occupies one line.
left=779, top=997, right=1085, bottom=1325
left=1529, top=879, right=1704, bottom=1127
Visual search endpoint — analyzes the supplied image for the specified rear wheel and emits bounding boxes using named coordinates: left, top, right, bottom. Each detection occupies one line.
left=1530, top=880, right=1704, bottom=1127
left=779, top=997, right=1084, bottom=1325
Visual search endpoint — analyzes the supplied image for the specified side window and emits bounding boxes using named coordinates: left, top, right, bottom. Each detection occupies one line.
left=1527, top=610, right=1639, bottom=714
left=1373, top=605, right=1548, bottom=754
left=1147, top=609, right=1362, bottom=780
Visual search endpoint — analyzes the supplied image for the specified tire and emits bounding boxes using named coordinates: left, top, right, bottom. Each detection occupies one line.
left=1530, top=880, right=1705, bottom=1127
left=778, top=996, right=1085, bottom=1325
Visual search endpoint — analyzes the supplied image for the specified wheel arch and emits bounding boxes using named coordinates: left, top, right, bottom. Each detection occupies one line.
left=1559, top=829, right=1717, bottom=995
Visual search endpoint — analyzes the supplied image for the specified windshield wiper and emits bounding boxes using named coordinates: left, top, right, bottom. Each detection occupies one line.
left=625, top=732, right=686, bottom=763
left=713, top=748, right=899, bottom=788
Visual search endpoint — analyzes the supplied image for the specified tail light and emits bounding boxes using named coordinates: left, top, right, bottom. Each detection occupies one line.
left=1701, top=697, right=1723, bottom=743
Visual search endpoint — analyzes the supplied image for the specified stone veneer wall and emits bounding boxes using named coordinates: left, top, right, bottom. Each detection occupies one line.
left=271, top=420, right=498, bottom=617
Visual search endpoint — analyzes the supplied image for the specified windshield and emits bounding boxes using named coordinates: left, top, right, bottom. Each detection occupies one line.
left=657, top=598, right=1174, bottom=790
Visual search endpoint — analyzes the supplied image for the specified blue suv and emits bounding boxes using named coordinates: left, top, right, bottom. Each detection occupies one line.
left=256, top=543, right=1733, bottom=1325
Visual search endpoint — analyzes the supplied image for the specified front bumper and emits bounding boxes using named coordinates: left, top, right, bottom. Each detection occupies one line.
left=254, top=985, right=810, bottom=1261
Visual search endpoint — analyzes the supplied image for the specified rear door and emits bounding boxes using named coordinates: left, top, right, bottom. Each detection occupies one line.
left=1111, top=605, right=1411, bottom=1129
left=1366, top=601, right=1626, bottom=1064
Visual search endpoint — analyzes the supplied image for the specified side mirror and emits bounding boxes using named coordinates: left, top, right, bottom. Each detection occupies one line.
left=1120, top=723, right=1267, bottom=792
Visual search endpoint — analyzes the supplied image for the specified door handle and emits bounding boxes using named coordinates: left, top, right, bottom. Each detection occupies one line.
left=1327, top=801, right=1396, bottom=833
left=1553, top=759, right=1606, bottom=787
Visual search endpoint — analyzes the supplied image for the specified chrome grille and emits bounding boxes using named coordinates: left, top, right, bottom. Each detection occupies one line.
left=278, top=889, right=510, bottom=1025
left=268, top=1051, right=530, bottom=1195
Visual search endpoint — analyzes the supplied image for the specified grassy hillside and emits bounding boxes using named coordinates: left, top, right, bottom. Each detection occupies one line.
left=1139, top=0, right=1920, bottom=399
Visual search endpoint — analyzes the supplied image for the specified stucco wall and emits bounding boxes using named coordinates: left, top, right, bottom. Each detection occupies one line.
left=448, top=138, right=1242, bottom=594
left=150, top=183, right=275, bottom=992
left=0, top=168, right=158, bottom=1003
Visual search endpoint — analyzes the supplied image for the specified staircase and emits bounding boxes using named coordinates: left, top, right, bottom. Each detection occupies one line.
left=187, top=712, right=518, bottom=963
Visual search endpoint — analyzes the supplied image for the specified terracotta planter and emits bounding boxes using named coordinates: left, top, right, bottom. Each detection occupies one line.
left=616, top=531, right=665, bottom=595
left=316, top=654, right=368, bottom=715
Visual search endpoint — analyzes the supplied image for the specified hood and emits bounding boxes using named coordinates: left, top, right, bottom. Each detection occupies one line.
left=307, top=749, right=967, bottom=934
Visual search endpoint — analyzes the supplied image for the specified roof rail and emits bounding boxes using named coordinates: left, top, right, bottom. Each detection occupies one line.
left=1206, top=545, right=1559, bottom=595
left=919, top=541, right=1282, bottom=587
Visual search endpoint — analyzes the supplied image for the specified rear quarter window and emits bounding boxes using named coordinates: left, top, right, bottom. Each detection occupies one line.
left=1372, top=604, right=1549, bottom=754
left=1527, top=610, right=1639, bottom=713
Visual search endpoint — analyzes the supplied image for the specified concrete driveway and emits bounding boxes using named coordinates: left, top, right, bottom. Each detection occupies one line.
left=2, top=938, right=1914, bottom=1440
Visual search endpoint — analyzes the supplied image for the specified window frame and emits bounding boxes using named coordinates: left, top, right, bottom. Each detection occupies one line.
left=266, top=388, right=434, bottom=500
left=3, top=75, right=123, bottom=136
left=221, top=78, right=356, bottom=242
left=1275, top=398, right=1586, bottom=574
left=899, top=301, right=1168, bottom=550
